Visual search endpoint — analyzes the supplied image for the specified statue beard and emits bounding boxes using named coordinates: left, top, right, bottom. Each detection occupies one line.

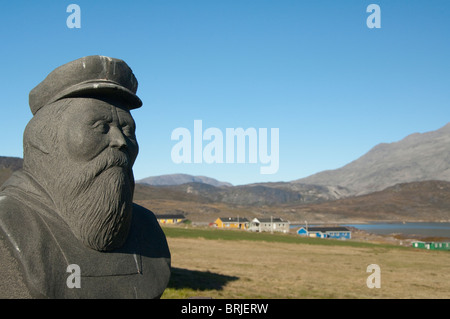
left=52, top=149, right=134, bottom=252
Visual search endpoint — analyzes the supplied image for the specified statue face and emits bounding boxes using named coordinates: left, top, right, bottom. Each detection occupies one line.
left=49, top=97, right=139, bottom=251
left=61, top=97, right=138, bottom=166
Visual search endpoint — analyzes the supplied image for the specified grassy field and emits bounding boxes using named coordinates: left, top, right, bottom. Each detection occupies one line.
left=161, top=226, right=450, bottom=299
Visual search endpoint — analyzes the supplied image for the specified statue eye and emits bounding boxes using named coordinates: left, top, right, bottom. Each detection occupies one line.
left=121, top=123, right=135, bottom=137
left=92, top=121, right=110, bottom=134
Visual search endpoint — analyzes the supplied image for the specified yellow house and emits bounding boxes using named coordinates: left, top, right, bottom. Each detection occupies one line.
left=156, top=214, right=186, bottom=224
left=214, top=217, right=249, bottom=230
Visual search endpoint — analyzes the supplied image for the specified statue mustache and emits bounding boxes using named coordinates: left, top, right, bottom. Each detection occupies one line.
left=92, top=150, right=130, bottom=177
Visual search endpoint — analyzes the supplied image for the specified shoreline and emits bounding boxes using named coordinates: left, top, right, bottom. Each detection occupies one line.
left=170, top=222, right=450, bottom=247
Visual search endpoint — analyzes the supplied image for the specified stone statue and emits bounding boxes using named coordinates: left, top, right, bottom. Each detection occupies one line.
left=0, top=56, right=171, bottom=298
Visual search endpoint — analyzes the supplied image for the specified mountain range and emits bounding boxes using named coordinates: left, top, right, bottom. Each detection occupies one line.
left=135, top=123, right=450, bottom=198
left=134, top=122, right=450, bottom=222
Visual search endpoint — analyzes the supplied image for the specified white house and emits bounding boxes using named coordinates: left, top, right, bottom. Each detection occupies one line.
left=249, top=217, right=290, bottom=233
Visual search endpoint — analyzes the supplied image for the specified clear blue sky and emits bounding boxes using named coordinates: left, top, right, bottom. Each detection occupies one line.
left=1, top=1, right=449, bottom=185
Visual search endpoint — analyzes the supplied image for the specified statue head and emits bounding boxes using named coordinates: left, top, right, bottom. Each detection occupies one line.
left=22, top=56, right=142, bottom=252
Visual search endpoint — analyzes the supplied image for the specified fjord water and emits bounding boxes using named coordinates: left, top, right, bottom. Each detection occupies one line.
left=344, top=222, right=450, bottom=238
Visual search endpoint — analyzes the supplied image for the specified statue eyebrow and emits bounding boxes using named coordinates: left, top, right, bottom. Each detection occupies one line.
left=89, top=113, right=112, bottom=124
left=119, top=117, right=135, bottom=127
left=116, top=110, right=135, bottom=127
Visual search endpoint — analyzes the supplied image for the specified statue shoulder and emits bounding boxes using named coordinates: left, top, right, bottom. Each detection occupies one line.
left=0, top=193, right=24, bottom=218
left=0, top=194, right=46, bottom=241
left=0, top=193, right=61, bottom=298
left=0, top=194, right=35, bottom=242
left=0, top=236, right=32, bottom=298
left=131, top=203, right=170, bottom=259
left=0, top=195, right=33, bottom=298
left=131, top=203, right=159, bottom=225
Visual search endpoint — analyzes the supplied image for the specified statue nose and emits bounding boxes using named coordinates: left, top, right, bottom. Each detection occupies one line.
left=109, top=126, right=127, bottom=150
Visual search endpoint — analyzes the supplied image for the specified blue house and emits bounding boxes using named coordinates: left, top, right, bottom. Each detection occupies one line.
left=297, top=226, right=351, bottom=239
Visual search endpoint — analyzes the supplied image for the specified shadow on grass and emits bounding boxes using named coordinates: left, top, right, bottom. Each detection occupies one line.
left=168, top=267, right=239, bottom=291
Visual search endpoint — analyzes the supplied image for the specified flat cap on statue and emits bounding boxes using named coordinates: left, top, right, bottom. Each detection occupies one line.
left=29, top=55, right=143, bottom=115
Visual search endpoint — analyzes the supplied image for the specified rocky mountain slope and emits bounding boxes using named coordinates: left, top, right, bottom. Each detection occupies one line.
left=137, top=173, right=232, bottom=187
left=134, top=181, right=347, bottom=206
left=295, top=123, right=450, bottom=196
left=284, top=180, right=450, bottom=223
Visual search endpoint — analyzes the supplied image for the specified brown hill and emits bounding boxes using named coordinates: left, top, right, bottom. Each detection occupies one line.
left=283, top=180, right=450, bottom=223
left=135, top=180, right=450, bottom=223
left=134, top=180, right=350, bottom=207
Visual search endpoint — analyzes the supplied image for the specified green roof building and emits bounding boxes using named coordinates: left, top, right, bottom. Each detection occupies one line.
left=412, top=241, right=450, bottom=251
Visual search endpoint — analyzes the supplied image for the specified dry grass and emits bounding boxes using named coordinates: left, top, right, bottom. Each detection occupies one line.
left=162, top=236, right=450, bottom=299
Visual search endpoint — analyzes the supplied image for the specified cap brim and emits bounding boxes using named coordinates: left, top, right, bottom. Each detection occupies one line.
left=49, top=81, right=143, bottom=110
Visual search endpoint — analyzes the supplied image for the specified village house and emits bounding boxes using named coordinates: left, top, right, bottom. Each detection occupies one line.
left=156, top=214, right=186, bottom=224
left=297, top=226, right=351, bottom=239
left=249, top=217, right=290, bottom=233
left=214, top=217, right=249, bottom=230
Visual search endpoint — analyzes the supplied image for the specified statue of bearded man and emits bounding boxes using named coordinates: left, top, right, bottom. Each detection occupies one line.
left=0, top=56, right=171, bottom=298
